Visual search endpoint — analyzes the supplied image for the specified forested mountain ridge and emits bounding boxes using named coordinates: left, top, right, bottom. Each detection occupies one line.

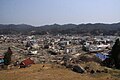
left=0, top=23, right=120, bottom=35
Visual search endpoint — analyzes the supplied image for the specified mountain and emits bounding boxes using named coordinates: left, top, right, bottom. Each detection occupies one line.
left=0, top=22, right=120, bottom=35
left=0, top=24, right=34, bottom=34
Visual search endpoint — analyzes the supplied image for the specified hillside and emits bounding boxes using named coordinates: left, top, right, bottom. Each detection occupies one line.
left=0, top=64, right=120, bottom=80
left=0, top=22, right=120, bottom=35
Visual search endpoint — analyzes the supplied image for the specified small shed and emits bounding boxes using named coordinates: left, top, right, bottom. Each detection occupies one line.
left=20, top=58, right=35, bottom=68
left=72, top=65, right=85, bottom=73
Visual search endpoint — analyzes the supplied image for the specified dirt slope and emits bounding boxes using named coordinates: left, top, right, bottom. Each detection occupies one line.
left=0, top=64, right=119, bottom=80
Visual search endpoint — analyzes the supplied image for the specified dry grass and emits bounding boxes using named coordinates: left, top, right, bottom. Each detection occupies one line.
left=0, top=64, right=119, bottom=80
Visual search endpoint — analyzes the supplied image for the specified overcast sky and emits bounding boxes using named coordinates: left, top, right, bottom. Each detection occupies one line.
left=0, top=0, right=120, bottom=26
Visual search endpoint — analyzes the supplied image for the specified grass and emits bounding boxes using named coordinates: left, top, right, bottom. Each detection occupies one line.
left=0, top=64, right=120, bottom=80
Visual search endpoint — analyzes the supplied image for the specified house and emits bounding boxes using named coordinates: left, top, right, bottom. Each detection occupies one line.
left=0, top=55, right=4, bottom=69
left=96, top=53, right=109, bottom=61
left=20, top=58, right=35, bottom=68
left=28, top=51, right=38, bottom=55
left=0, top=55, right=4, bottom=65
left=58, top=41, right=70, bottom=46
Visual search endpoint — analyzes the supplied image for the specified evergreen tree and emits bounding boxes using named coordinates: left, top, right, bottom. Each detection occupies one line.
left=4, top=47, right=13, bottom=65
left=110, top=39, right=120, bottom=69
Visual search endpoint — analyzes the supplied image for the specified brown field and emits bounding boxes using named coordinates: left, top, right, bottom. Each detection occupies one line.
left=0, top=64, right=120, bottom=80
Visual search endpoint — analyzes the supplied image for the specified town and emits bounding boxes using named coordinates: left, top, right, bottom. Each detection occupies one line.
left=0, top=34, right=120, bottom=80
left=1, top=0, right=120, bottom=80
left=0, top=35, right=118, bottom=66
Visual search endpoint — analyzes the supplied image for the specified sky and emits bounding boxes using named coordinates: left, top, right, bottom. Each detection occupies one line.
left=0, top=0, right=120, bottom=26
